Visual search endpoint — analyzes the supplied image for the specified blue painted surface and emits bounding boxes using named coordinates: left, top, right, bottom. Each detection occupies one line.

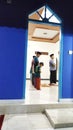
left=0, top=27, right=27, bottom=99
left=71, top=36, right=73, bottom=98
left=22, top=29, right=28, bottom=98
left=59, top=29, right=63, bottom=99
left=62, top=35, right=73, bottom=98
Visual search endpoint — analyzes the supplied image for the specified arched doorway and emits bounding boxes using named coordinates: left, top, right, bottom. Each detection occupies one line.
left=25, top=5, right=62, bottom=103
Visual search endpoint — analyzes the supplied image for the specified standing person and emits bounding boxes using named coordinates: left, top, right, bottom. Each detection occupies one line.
left=49, top=54, right=57, bottom=86
left=34, top=51, right=41, bottom=72
left=34, top=51, right=41, bottom=87
left=35, top=62, right=44, bottom=90
left=30, top=56, right=36, bottom=85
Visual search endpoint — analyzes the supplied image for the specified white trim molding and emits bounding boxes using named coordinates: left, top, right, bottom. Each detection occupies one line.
left=0, top=99, right=25, bottom=105
left=59, top=98, right=73, bottom=102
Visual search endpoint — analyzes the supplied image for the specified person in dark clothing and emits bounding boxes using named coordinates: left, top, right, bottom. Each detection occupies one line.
left=49, top=54, right=56, bottom=86
left=30, top=56, right=36, bottom=85
left=33, top=51, right=41, bottom=87
left=34, top=51, right=41, bottom=73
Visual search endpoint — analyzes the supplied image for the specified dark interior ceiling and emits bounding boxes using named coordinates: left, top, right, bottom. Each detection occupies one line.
left=0, top=0, right=73, bottom=33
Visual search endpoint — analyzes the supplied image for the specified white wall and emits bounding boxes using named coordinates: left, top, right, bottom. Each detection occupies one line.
left=26, top=40, right=60, bottom=80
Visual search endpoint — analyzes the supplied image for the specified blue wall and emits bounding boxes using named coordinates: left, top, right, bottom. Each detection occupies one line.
left=0, top=27, right=27, bottom=99
left=0, top=27, right=73, bottom=100
left=61, top=35, right=73, bottom=98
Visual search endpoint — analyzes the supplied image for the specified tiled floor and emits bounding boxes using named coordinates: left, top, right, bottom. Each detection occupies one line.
left=25, top=80, right=58, bottom=104
left=2, top=113, right=52, bottom=130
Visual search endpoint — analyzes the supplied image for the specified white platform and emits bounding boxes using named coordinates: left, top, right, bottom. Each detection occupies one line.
left=2, top=113, right=73, bottom=130
left=45, top=108, right=73, bottom=128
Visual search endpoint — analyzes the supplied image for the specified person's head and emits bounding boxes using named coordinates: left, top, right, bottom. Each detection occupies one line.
left=33, top=56, right=36, bottom=59
left=36, top=51, right=41, bottom=57
left=39, top=62, right=44, bottom=67
left=50, top=54, right=54, bottom=59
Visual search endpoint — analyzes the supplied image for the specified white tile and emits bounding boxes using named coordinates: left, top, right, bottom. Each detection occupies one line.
left=25, top=80, right=58, bottom=104
left=2, top=113, right=52, bottom=130
left=2, top=115, right=33, bottom=130
left=27, top=113, right=52, bottom=129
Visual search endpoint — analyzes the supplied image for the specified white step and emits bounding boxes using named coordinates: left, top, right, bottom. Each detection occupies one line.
left=45, top=108, right=73, bottom=128
left=0, top=102, right=73, bottom=114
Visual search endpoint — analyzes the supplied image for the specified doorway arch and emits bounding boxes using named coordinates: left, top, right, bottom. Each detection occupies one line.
left=26, top=5, right=63, bottom=101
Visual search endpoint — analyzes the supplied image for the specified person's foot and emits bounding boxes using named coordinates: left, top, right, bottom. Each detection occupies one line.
left=53, top=83, right=58, bottom=86
left=48, top=83, right=53, bottom=86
